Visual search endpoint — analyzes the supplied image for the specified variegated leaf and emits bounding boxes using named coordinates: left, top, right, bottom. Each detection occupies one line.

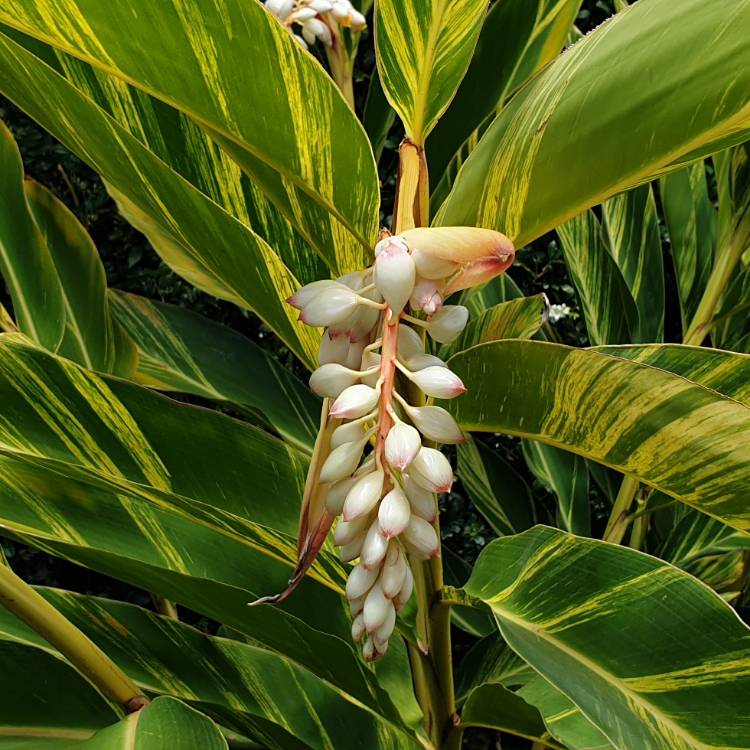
left=437, top=0, right=750, bottom=247
left=465, top=526, right=750, bottom=749
left=109, top=291, right=319, bottom=454
left=446, top=341, right=750, bottom=531
left=0, top=0, right=379, bottom=268
left=375, top=0, right=487, bottom=144
left=0, top=32, right=320, bottom=367
left=0, top=590, right=423, bottom=749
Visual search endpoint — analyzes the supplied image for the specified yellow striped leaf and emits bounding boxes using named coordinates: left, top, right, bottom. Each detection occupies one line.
left=437, top=0, right=750, bottom=247
left=0, top=32, right=320, bottom=367
left=0, top=0, right=379, bottom=267
left=109, top=291, right=319, bottom=454
left=446, top=341, right=750, bottom=531
left=375, top=0, right=488, bottom=144
left=0, top=590, right=423, bottom=750
left=465, top=526, right=750, bottom=749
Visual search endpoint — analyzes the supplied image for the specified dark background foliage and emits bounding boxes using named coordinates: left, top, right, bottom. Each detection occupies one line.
left=0, top=1, right=638, bottom=746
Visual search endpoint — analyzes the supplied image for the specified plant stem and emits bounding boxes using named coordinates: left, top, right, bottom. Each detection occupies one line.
left=0, top=562, right=146, bottom=712
left=603, top=474, right=640, bottom=542
left=325, top=43, right=355, bottom=110
left=150, top=593, right=178, bottom=620
left=394, top=139, right=458, bottom=749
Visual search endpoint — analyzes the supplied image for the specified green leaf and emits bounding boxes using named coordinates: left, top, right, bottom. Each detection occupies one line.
left=109, top=291, right=319, bottom=454
left=375, top=0, right=487, bottom=144
left=0, top=0, right=379, bottom=264
left=0, top=119, right=66, bottom=351
left=437, top=0, right=750, bottom=247
left=464, top=526, right=750, bottom=749
left=0, top=32, right=320, bottom=367
left=446, top=340, right=750, bottom=531
left=0, top=334, right=410, bottom=726
left=0, top=590, right=422, bottom=750
left=428, top=0, right=583, bottom=184
left=442, top=548, right=495, bottom=638
left=456, top=436, right=535, bottom=536
left=659, top=162, right=716, bottom=331
left=713, top=263, right=750, bottom=351
left=523, top=440, right=590, bottom=535
left=446, top=293, right=548, bottom=355
left=556, top=209, right=637, bottom=345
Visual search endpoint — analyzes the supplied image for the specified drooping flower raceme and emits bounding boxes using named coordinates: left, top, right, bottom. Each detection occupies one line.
left=265, top=0, right=366, bottom=49
left=288, top=228, right=513, bottom=660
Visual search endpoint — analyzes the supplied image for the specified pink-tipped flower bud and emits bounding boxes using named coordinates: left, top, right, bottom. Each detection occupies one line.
left=409, top=447, right=453, bottom=493
left=381, top=544, right=408, bottom=598
left=384, top=422, right=421, bottom=470
left=411, top=248, right=458, bottom=280
left=351, top=613, right=366, bottom=642
left=378, top=486, right=411, bottom=539
left=346, top=563, right=378, bottom=601
left=325, top=476, right=357, bottom=515
left=373, top=601, right=396, bottom=648
left=339, top=536, right=365, bottom=563
left=394, top=566, right=414, bottom=612
left=343, top=470, right=384, bottom=521
left=374, top=238, right=416, bottom=314
left=409, top=279, right=443, bottom=315
left=362, top=636, right=377, bottom=661
left=309, top=363, right=360, bottom=398
left=319, top=437, right=367, bottom=483
left=361, top=518, right=389, bottom=569
left=299, top=284, right=359, bottom=327
left=363, top=582, right=390, bottom=632
left=359, top=350, right=381, bottom=387
left=410, top=366, right=466, bottom=399
left=404, top=353, right=447, bottom=371
left=403, top=475, right=437, bottom=523
left=318, top=329, right=349, bottom=365
left=331, top=420, right=367, bottom=450
left=334, top=513, right=371, bottom=547
left=426, top=305, right=469, bottom=344
left=403, top=515, right=439, bottom=559
left=397, top=324, right=425, bottom=360
left=287, top=279, right=336, bottom=309
left=349, top=594, right=365, bottom=617
left=330, top=384, right=379, bottom=419
left=404, top=404, right=464, bottom=445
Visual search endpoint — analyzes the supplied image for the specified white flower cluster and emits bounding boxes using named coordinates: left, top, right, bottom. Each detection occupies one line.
left=548, top=303, right=571, bottom=323
left=288, top=234, right=471, bottom=660
left=265, top=0, right=366, bottom=49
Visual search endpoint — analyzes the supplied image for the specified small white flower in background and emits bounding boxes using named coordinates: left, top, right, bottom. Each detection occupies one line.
left=288, top=227, right=514, bottom=661
left=548, top=303, right=572, bottom=323
left=264, top=0, right=366, bottom=50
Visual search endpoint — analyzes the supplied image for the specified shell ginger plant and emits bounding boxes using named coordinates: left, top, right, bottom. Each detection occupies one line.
left=0, top=0, right=748, bottom=749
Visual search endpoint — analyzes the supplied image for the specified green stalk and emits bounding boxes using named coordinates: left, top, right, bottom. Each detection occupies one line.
left=325, top=42, right=355, bottom=110
left=603, top=474, right=640, bottom=542
left=0, top=562, right=146, bottom=712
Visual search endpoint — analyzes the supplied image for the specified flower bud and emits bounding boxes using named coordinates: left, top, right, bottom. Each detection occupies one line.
left=349, top=595, right=365, bottom=617
left=343, top=470, right=384, bottom=521
left=334, top=513, right=371, bottom=546
left=381, top=544, right=408, bottom=598
left=293, top=6, right=317, bottom=20
left=359, top=350, right=381, bottom=388
left=346, top=563, right=378, bottom=601
left=403, top=475, right=437, bottom=522
left=403, top=404, right=464, bottom=444
left=330, top=384, right=379, bottom=419
left=361, top=518, right=389, bottom=569
left=351, top=613, right=366, bottom=642
left=397, top=323, right=425, bottom=360
left=403, top=516, right=439, bottom=559
left=318, top=329, right=349, bottom=365
left=405, top=353, right=446, bottom=371
left=394, top=566, right=414, bottom=612
left=339, top=536, right=364, bottom=563
left=373, top=602, right=396, bottom=646
left=410, top=366, right=466, bottom=399
left=325, top=476, right=356, bottom=515
left=411, top=249, right=458, bottom=280
left=309, top=0, right=333, bottom=12
left=309, top=363, right=359, bottom=398
left=349, top=8, right=367, bottom=30
left=362, top=636, right=377, bottom=661
left=344, top=339, right=366, bottom=371
left=409, top=447, right=453, bottom=493
left=331, top=420, right=368, bottom=450
left=374, top=238, right=416, bottom=314
left=363, top=582, right=390, bottom=632
left=409, top=278, right=443, bottom=315
left=265, top=0, right=295, bottom=19
left=348, top=305, right=380, bottom=342
left=384, top=422, right=421, bottom=470
left=319, top=437, right=366, bottom=483
left=426, top=305, right=469, bottom=344
left=331, top=0, right=350, bottom=21
left=299, top=284, right=359, bottom=327
left=304, top=17, right=332, bottom=46
left=293, top=33, right=308, bottom=49
left=378, top=486, right=411, bottom=539
left=287, top=279, right=336, bottom=309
